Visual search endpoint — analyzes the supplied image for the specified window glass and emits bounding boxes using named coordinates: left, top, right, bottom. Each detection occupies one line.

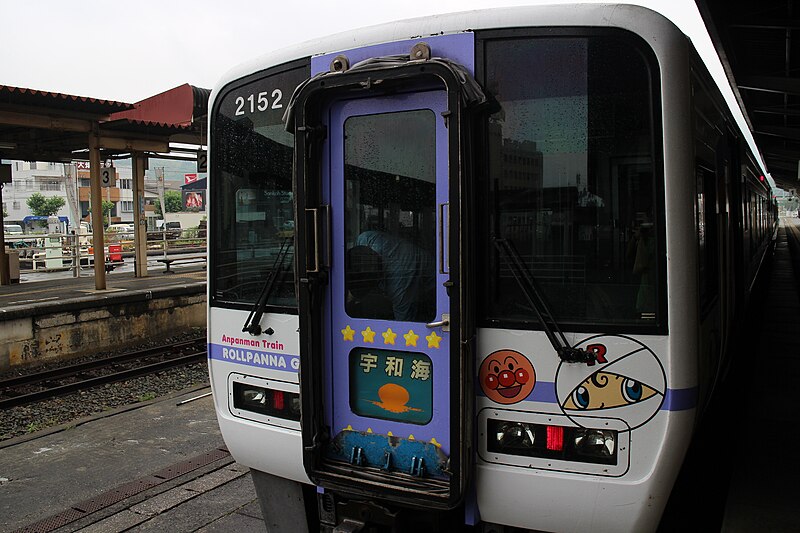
left=211, top=65, right=308, bottom=307
left=482, top=35, right=660, bottom=327
left=343, top=110, right=437, bottom=323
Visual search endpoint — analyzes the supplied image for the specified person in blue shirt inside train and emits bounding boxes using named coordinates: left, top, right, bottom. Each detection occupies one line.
left=346, top=230, right=435, bottom=322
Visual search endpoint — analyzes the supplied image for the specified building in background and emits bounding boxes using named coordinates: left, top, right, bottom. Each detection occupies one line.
left=2, top=159, right=203, bottom=233
left=2, top=161, right=75, bottom=231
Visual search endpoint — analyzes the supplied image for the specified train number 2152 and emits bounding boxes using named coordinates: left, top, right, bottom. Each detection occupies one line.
left=234, top=89, right=283, bottom=116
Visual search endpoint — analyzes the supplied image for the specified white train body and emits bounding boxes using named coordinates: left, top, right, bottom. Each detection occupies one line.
left=207, top=4, right=775, bottom=532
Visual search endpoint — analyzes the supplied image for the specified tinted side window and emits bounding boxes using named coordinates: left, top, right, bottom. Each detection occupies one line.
left=210, top=63, right=309, bottom=308
left=479, top=34, right=662, bottom=329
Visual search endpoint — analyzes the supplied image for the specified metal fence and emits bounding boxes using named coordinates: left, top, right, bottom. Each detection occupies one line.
left=4, top=228, right=207, bottom=276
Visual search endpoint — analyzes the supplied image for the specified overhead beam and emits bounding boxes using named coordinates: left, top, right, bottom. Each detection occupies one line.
left=96, top=136, right=169, bottom=153
left=762, top=146, right=800, bottom=161
left=0, top=109, right=93, bottom=132
left=729, top=19, right=800, bottom=31
left=738, top=76, right=800, bottom=96
left=752, top=106, right=800, bottom=117
left=763, top=159, right=798, bottom=172
left=0, top=150, right=76, bottom=163
left=755, top=125, right=800, bottom=141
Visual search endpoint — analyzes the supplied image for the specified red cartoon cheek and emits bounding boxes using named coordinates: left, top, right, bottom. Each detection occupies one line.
left=498, top=370, right=516, bottom=388
left=484, top=374, right=499, bottom=390
left=515, top=368, right=529, bottom=385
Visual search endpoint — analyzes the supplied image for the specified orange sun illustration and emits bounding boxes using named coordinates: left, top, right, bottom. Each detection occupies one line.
left=368, top=383, right=422, bottom=413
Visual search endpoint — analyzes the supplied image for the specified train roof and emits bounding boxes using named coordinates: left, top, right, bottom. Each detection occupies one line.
left=210, top=3, right=677, bottom=98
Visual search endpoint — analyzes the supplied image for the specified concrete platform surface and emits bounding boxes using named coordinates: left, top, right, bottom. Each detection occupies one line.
left=0, top=386, right=264, bottom=533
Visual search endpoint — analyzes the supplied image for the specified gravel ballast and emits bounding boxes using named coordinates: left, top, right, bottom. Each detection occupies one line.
left=0, top=328, right=210, bottom=443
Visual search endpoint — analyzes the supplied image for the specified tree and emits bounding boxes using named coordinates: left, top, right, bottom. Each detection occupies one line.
left=27, top=193, right=66, bottom=217
left=154, top=190, right=183, bottom=216
left=87, top=200, right=116, bottom=227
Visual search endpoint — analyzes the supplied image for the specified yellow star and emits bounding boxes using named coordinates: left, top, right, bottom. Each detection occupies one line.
left=382, top=327, right=397, bottom=345
left=404, top=329, right=419, bottom=347
left=426, top=331, right=442, bottom=349
left=361, top=326, right=376, bottom=343
left=341, top=325, right=355, bottom=341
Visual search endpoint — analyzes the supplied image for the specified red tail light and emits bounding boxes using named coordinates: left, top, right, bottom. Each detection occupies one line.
left=546, top=425, right=564, bottom=451
left=273, top=390, right=285, bottom=410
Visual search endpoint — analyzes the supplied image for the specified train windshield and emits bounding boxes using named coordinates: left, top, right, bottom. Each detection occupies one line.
left=480, top=34, right=663, bottom=329
left=210, top=64, right=309, bottom=308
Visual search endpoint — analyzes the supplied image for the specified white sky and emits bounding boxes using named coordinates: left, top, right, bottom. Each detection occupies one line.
left=3, top=0, right=712, bottom=103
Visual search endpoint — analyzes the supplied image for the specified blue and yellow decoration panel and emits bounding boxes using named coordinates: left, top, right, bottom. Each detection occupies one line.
left=349, top=348, right=433, bottom=425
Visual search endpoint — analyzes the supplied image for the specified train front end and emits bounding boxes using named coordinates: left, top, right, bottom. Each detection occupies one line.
left=208, top=5, right=702, bottom=532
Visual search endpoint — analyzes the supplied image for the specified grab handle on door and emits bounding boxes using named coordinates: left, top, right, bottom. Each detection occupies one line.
left=438, top=202, right=449, bottom=274
left=305, top=207, right=320, bottom=273
left=304, top=205, right=330, bottom=274
left=425, top=314, right=450, bottom=332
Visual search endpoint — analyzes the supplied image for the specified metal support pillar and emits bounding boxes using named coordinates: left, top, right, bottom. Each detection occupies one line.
left=89, top=131, right=106, bottom=290
left=132, top=152, right=148, bottom=277
left=0, top=182, right=9, bottom=285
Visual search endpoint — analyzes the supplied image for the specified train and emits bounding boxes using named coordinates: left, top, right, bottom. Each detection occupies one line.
left=206, top=4, right=778, bottom=532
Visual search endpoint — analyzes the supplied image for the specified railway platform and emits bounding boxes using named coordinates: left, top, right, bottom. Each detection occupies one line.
left=0, top=260, right=206, bottom=373
left=719, top=217, right=800, bottom=532
left=0, top=259, right=206, bottom=319
left=0, top=386, right=264, bottom=533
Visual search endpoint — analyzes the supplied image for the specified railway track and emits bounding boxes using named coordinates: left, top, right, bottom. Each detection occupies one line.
left=0, top=336, right=207, bottom=409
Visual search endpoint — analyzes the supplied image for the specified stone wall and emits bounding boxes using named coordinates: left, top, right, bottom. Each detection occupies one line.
left=0, top=293, right=206, bottom=371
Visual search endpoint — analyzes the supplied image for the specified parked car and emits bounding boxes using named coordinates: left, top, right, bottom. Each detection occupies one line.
left=147, top=221, right=182, bottom=240
left=4, top=224, right=23, bottom=236
left=106, top=224, right=135, bottom=243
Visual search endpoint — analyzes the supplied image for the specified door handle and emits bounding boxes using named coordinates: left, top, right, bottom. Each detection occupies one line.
left=304, top=205, right=330, bottom=273
left=425, top=314, right=450, bottom=332
left=438, top=202, right=449, bottom=274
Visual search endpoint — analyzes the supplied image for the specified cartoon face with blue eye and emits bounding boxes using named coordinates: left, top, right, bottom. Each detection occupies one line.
left=562, top=371, right=659, bottom=410
left=556, top=335, right=665, bottom=431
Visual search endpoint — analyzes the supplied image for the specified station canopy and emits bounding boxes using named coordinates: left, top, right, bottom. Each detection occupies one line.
left=0, top=83, right=208, bottom=162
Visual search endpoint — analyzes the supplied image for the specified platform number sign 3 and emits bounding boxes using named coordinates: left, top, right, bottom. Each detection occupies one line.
left=100, top=168, right=115, bottom=188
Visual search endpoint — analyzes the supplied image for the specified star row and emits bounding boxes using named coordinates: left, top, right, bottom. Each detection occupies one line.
left=340, top=325, right=442, bottom=349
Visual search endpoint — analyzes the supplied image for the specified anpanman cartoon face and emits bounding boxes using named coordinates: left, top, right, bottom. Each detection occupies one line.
left=479, top=350, right=536, bottom=404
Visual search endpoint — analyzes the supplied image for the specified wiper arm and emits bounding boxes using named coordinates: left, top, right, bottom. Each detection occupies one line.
left=493, top=237, right=594, bottom=364
left=242, top=237, right=293, bottom=336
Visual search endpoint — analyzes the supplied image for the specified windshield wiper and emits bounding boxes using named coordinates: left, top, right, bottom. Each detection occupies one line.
left=242, top=237, right=293, bottom=336
left=493, top=237, right=594, bottom=364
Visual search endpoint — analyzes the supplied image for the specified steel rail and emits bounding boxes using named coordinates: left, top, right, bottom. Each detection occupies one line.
left=0, top=345, right=206, bottom=410
left=0, top=336, right=205, bottom=390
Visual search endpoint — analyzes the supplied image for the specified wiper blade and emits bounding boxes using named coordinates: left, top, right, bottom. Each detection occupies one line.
left=242, top=237, right=293, bottom=336
left=493, top=237, right=594, bottom=364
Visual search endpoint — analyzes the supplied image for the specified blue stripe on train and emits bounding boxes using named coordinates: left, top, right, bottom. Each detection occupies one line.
left=208, top=343, right=697, bottom=411
left=207, top=343, right=300, bottom=373
left=478, top=381, right=697, bottom=411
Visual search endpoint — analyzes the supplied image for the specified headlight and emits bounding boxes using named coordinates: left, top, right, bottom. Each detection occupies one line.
left=487, top=418, right=617, bottom=465
left=573, top=429, right=616, bottom=458
left=495, top=422, right=536, bottom=450
left=232, top=382, right=300, bottom=421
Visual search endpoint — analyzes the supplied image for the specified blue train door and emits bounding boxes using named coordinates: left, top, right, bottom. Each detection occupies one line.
left=322, top=91, right=453, bottom=478
left=290, top=49, right=479, bottom=508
